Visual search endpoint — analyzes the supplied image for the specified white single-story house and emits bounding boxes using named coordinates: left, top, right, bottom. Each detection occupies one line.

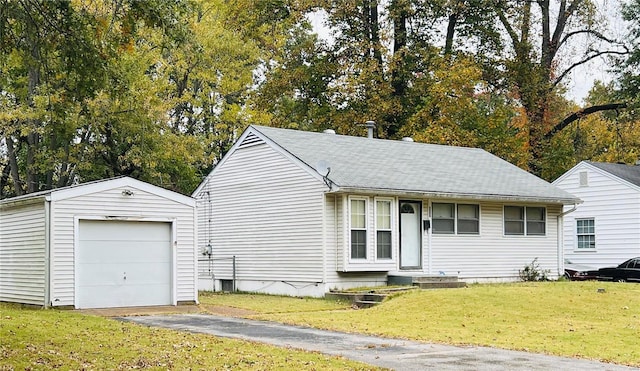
left=193, top=125, right=581, bottom=297
left=553, top=161, right=640, bottom=268
left=0, top=177, right=197, bottom=309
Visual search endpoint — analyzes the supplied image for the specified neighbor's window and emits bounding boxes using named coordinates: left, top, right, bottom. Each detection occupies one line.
left=375, top=199, right=392, bottom=259
left=576, top=218, right=595, bottom=249
left=504, top=206, right=546, bottom=236
left=432, top=203, right=479, bottom=235
left=457, top=204, right=479, bottom=234
left=432, top=203, right=455, bottom=234
left=350, top=198, right=367, bottom=259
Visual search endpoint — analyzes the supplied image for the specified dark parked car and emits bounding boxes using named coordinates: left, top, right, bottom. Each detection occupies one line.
left=564, top=259, right=599, bottom=281
left=598, top=257, right=640, bottom=282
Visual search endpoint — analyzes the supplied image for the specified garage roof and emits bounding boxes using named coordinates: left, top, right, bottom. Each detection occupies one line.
left=0, top=177, right=194, bottom=207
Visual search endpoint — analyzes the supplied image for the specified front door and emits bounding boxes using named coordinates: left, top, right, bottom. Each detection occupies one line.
left=400, top=201, right=422, bottom=269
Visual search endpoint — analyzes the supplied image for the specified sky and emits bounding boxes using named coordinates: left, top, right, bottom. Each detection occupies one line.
left=307, top=2, right=629, bottom=105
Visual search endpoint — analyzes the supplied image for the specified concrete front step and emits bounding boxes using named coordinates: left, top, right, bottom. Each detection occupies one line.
left=388, top=274, right=467, bottom=289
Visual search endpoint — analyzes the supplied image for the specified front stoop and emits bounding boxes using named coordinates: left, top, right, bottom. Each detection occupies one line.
left=388, top=274, right=467, bottom=289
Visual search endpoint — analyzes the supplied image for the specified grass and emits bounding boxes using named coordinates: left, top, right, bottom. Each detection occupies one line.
left=0, top=303, right=377, bottom=370
left=200, top=281, right=640, bottom=366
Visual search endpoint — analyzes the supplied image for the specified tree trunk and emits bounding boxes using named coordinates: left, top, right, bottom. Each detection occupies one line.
left=444, top=12, right=458, bottom=57
left=366, top=0, right=383, bottom=70
left=5, top=136, right=24, bottom=196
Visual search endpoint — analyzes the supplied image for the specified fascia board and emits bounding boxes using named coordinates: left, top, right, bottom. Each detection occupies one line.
left=49, top=177, right=195, bottom=207
left=582, top=162, right=640, bottom=193
left=192, top=125, right=334, bottom=197
left=250, top=126, right=334, bottom=188
left=551, top=161, right=587, bottom=185
left=336, top=187, right=582, bottom=205
left=191, top=127, right=255, bottom=197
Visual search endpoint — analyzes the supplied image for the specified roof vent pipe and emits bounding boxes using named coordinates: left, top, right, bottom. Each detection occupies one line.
left=365, top=120, right=376, bottom=139
left=401, top=137, right=414, bottom=142
left=323, top=129, right=336, bottom=134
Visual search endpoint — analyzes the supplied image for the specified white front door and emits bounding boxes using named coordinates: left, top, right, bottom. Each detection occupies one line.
left=400, top=201, right=422, bottom=269
left=77, top=220, right=172, bottom=309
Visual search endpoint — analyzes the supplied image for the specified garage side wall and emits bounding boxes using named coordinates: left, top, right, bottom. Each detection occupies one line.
left=0, top=201, right=47, bottom=305
left=49, top=188, right=196, bottom=306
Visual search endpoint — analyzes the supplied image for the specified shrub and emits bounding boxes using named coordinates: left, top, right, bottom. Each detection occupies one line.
left=519, top=258, right=550, bottom=281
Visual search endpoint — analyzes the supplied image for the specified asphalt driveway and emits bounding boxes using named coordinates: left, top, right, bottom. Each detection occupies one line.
left=120, top=314, right=638, bottom=371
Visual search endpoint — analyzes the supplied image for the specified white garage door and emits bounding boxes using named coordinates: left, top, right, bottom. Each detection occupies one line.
left=77, top=220, right=172, bottom=308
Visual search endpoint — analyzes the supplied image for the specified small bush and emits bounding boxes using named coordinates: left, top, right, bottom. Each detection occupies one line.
left=519, top=258, right=550, bottom=281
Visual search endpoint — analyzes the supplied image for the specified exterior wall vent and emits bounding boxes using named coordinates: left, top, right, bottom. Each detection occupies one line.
left=237, top=132, right=265, bottom=149
left=323, top=129, right=336, bottom=134
left=401, top=137, right=414, bottom=142
left=579, top=171, right=588, bottom=187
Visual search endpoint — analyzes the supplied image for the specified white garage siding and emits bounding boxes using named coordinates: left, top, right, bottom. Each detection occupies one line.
left=48, top=186, right=196, bottom=307
left=0, top=200, right=47, bottom=305
left=196, top=142, right=326, bottom=295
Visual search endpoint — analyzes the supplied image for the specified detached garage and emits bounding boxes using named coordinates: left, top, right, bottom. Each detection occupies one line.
left=0, top=177, right=197, bottom=309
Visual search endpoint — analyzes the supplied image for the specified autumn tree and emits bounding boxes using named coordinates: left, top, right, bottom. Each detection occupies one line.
left=0, top=0, right=197, bottom=197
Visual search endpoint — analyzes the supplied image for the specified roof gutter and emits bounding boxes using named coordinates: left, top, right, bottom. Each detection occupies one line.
left=334, top=186, right=581, bottom=205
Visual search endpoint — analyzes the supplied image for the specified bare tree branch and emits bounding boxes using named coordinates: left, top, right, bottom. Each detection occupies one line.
left=544, top=102, right=627, bottom=141
left=553, top=49, right=630, bottom=86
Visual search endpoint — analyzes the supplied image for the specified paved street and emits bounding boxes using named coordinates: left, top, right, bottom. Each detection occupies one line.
left=120, top=314, right=639, bottom=371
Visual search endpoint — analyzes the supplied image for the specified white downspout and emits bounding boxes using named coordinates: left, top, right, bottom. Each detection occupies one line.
left=557, top=203, right=578, bottom=277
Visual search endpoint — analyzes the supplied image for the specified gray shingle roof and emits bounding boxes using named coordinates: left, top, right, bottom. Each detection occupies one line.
left=587, top=161, right=640, bottom=187
left=252, top=126, right=579, bottom=204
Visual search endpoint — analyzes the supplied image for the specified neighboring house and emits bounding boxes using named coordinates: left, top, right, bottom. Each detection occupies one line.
left=0, top=177, right=197, bottom=309
left=553, top=161, right=640, bottom=268
left=193, top=125, right=580, bottom=297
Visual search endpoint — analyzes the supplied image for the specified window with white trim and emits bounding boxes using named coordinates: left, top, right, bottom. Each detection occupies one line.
left=504, top=206, right=546, bottom=236
left=457, top=204, right=479, bottom=234
left=432, top=203, right=479, bottom=235
left=576, top=218, right=595, bottom=249
left=350, top=198, right=367, bottom=259
left=375, top=199, right=392, bottom=259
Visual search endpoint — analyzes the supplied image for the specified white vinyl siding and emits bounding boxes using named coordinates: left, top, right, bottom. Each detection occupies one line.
left=0, top=201, right=47, bottom=305
left=555, top=163, right=640, bottom=267
left=50, top=187, right=195, bottom=307
left=430, top=202, right=561, bottom=279
left=196, top=142, right=326, bottom=286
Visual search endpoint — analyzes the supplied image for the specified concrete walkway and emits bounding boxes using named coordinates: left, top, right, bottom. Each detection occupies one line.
left=120, top=314, right=638, bottom=371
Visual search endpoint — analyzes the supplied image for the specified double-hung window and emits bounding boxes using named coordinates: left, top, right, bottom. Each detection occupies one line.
left=504, top=206, right=546, bottom=236
left=350, top=198, right=367, bottom=259
left=375, top=199, right=392, bottom=259
left=457, top=204, right=479, bottom=234
left=576, top=218, right=595, bottom=249
left=432, top=203, right=479, bottom=235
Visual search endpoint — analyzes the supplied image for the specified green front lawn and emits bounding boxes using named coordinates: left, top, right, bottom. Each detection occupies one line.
left=0, top=303, right=376, bottom=370
left=200, top=281, right=640, bottom=366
